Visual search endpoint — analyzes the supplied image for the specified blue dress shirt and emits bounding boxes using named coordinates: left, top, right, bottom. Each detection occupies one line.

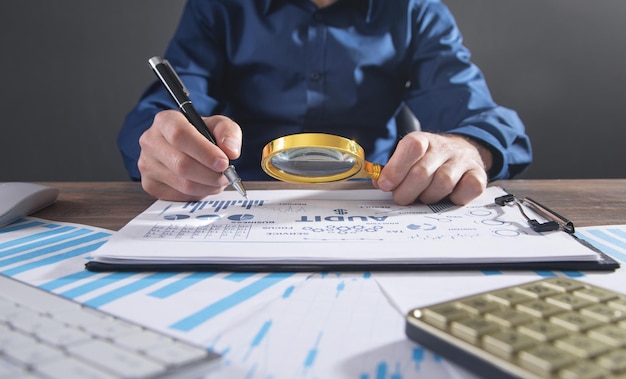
left=118, top=0, right=532, bottom=181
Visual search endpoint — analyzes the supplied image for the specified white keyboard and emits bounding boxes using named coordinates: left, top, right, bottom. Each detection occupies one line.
left=0, top=274, right=220, bottom=379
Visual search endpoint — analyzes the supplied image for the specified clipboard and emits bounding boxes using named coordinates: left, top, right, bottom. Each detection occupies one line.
left=85, top=187, right=620, bottom=272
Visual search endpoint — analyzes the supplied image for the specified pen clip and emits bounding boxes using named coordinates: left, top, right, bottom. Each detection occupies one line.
left=161, top=59, right=190, bottom=97
left=148, top=56, right=190, bottom=105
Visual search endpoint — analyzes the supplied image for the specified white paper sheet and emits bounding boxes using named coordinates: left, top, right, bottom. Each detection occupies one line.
left=2, top=217, right=624, bottom=378
left=91, top=187, right=599, bottom=266
left=0, top=217, right=476, bottom=378
left=374, top=225, right=626, bottom=316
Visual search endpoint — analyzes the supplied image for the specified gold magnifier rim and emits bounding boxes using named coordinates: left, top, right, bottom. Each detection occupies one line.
left=261, top=133, right=367, bottom=183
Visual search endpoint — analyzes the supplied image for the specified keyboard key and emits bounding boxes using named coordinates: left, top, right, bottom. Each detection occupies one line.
left=6, top=342, right=64, bottom=366
left=0, top=274, right=221, bottom=379
left=66, top=339, right=166, bottom=378
left=36, top=356, right=118, bottom=379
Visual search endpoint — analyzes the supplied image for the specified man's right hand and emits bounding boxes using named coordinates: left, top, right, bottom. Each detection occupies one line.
left=137, top=110, right=243, bottom=201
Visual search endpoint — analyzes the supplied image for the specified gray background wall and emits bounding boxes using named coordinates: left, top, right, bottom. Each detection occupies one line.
left=1, top=0, right=624, bottom=182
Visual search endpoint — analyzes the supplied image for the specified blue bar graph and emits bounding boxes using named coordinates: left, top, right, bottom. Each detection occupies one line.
left=149, top=272, right=218, bottom=299
left=336, top=280, right=346, bottom=297
left=83, top=272, right=181, bottom=308
left=0, top=220, right=46, bottom=234
left=224, top=272, right=256, bottom=282
left=608, top=228, right=626, bottom=240
left=0, top=228, right=92, bottom=258
left=0, top=225, right=77, bottom=251
left=40, top=270, right=98, bottom=291
left=481, top=270, right=502, bottom=275
left=60, top=272, right=140, bottom=299
left=534, top=271, right=557, bottom=277
left=0, top=231, right=110, bottom=266
left=2, top=240, right=108, bottom=276
left=375, top=362, right=388, bottom=379
left=583, top=230, right=626, bottom=262
left=412, top=347, right=424, bottom=369
left=182, top=199, right=265, bottom=213
left=282, top=285, right=295, bottom=298
left=170, top=272, right=294, bottom=332
left=303, top=332, right=322, bottom=370
left=244, top=320, right=272, bottom=361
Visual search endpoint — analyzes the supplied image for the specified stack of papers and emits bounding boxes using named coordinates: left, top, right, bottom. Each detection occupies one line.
left=88, top=187, right=617, bottom=271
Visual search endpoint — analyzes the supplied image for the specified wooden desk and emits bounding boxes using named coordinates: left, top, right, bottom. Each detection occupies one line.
left=33, top=179, right=626, bottom=231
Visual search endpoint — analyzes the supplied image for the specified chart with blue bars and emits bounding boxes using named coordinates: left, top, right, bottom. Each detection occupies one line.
left=1, top=217, right=625, bottom=378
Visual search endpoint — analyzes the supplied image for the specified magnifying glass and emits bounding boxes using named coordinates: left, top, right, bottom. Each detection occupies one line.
left=261, top=133, right=383, bottom=183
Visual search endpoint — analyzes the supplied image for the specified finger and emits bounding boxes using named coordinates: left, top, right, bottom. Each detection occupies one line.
left=416, top=146, right=488, bottom=204
left=448, top=168, right=487, bottom=205
left=139, top=142, right=228, bottom=199
left=139, top=115, right=229, bottom=195
left=376, top=132, right=429, bottom=192
left=416, top=160, right=462, bottom=204
left=154, top=111, right=231, bottom=174
left=204, top=115, right=243, bottom=160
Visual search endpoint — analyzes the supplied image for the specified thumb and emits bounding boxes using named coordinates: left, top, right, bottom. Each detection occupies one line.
left=204, top=115, right=243, bottom=159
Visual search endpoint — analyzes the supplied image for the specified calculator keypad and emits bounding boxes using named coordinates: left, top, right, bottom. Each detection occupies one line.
left=406, top=278, right=626, bottom=379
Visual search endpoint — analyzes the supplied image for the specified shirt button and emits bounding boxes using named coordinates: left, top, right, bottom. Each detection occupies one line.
left=309, top=71, right=321, bottom=81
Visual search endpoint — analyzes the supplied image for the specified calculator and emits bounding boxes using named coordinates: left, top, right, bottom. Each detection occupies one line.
left=405, top=277, right=626, bottom=379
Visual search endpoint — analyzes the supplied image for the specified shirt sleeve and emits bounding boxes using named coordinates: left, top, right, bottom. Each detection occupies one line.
left=403, top=0, right=532, bottom=180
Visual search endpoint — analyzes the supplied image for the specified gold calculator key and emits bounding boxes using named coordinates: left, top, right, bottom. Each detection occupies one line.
left=518, top=320, right=569, bottom=342
left=450, top=317, right=500, bottom=343
left=554, top=334, right=611, bottom=358
left=517, top=299, right=567, bottom=318
left=558, top=360, right=610, bottom=379
left=519, top=345, right=577, bottom=375
left=546, top=293, right=594, bottom=310
left=541, top=277, right=586, bottom=292
left=574, top=287, right=619, bottom=303
left=515, top=282, right=562, bottom=298
left=405, top=278, right=626, bottom=379
left=608, top=297, right=626, bottom=312
left=596, top=348, right=626, bottom=372
left=421, top=304, right=471, bottom=329
left=455, top=295, right=500, bottom=315
left=485, top=308, right=533, bottom=327
left=483, top=330, right=536, bottom=358
left=588, top=325, right=626, bottom=347
left=486, top=288, right=534, bottom=306
left=581, top=303, right=626, bottom=323
left=551, top=311, right=604, bottom=332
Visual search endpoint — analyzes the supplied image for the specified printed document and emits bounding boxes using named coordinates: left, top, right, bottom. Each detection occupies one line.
left=90, top=186, right=602, bottom=267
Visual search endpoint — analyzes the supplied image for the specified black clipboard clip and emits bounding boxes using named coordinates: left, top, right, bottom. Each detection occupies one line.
left=495, top=194, right=575, bottom=234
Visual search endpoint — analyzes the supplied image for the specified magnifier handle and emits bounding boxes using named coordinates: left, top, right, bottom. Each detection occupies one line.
left=363, top=161, right=383, bottom=180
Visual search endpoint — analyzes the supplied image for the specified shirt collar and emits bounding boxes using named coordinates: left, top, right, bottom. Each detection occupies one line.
left=262, top=0, right=383, bottom=23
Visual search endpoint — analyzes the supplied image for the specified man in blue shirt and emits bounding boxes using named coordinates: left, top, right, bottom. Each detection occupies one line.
left=118, top=0, right=532, bottom=205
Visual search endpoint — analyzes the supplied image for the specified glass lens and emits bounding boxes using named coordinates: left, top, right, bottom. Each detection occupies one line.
left=269, top=147, right=357, bottom=177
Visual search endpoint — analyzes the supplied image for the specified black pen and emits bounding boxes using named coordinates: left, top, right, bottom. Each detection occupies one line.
left=148, top=56, right=247, bottom=199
